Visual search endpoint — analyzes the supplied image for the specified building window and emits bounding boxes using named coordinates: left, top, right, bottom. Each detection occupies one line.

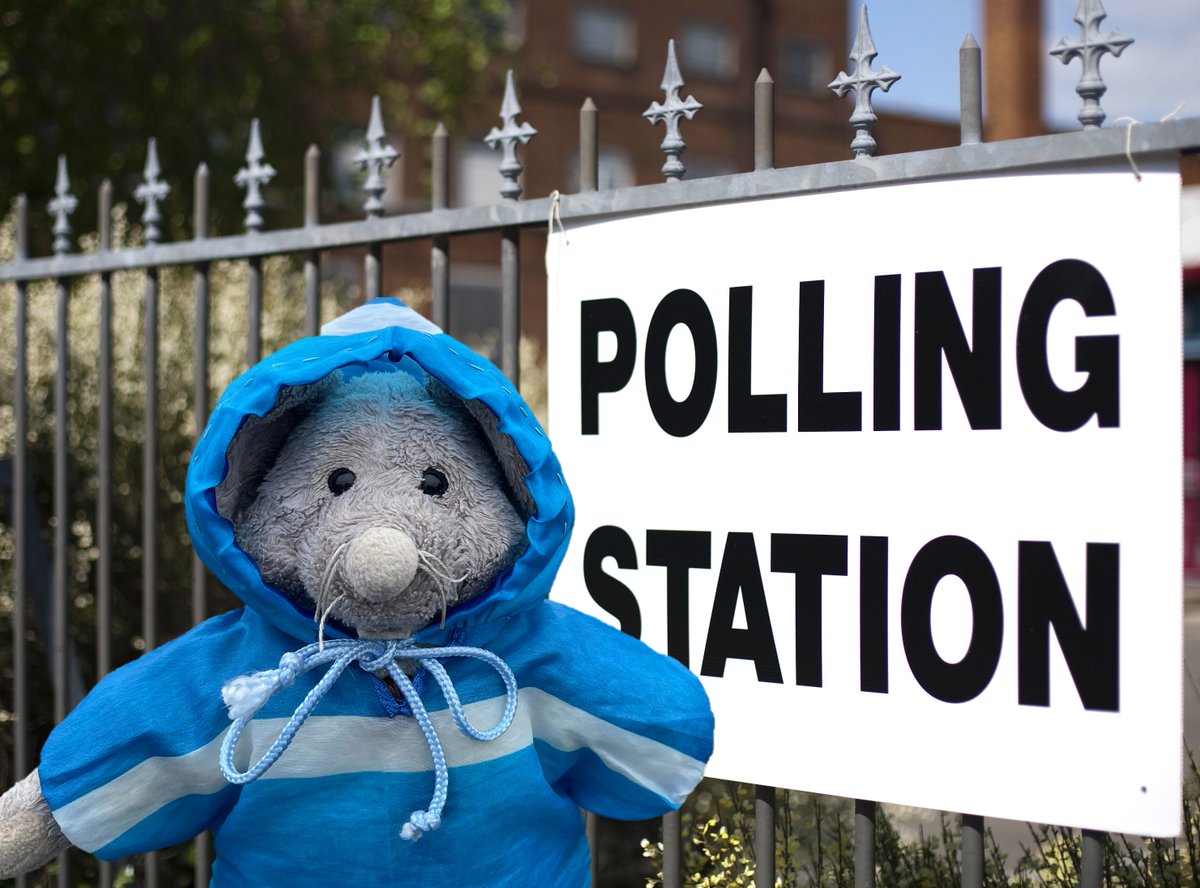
left=574, top=5, right=636, bottom=67
left=679, top=22, right=737, bottom=82
left=780, top=37, right=829, bottom=94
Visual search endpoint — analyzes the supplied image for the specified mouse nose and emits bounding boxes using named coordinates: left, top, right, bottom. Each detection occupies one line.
left=343, top=527, right=419, bottom=602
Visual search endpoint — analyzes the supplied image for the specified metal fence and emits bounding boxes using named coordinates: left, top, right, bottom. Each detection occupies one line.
left=3, top=2, right=1200, bottom=886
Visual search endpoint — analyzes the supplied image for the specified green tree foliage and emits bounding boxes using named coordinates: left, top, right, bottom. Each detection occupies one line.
left=0, top=0, right=512, bottom=245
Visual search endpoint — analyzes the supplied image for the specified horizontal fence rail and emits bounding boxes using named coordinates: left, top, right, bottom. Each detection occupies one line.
left=1, top=118, right=1199, bottom=285
left=2, top=2, right=1198, bottom=885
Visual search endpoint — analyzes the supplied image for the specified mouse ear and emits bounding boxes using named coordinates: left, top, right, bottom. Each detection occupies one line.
left=215, top=373, right=342, bottom=522
left=427, top=378, right=536, bottom=522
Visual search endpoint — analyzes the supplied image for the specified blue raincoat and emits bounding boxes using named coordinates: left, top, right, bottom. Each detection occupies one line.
left=37, top=299, right=714, bottom=886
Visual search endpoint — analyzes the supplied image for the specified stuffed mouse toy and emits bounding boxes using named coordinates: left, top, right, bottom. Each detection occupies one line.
left=0, top=299, right=714, bottom=886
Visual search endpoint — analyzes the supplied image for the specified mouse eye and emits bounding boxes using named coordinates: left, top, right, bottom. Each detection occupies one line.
left=327, top=468, right=356, bottom=496
left=419, top=467, right=449, bottom=497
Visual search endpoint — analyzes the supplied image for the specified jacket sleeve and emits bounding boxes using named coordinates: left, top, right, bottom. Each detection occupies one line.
left=36, top=611, right=250, bottom=860
left=510, top=601, right=714, bottom=821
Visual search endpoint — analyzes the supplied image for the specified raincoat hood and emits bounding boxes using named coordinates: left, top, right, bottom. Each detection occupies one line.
left=184, top=298, right=573, bottom=645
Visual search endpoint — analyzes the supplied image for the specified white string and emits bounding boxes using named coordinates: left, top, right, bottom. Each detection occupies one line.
left=545, top=189, right=569, bottom=315
left=547, top=189, right=569, bottom=244
left=1114, top=102, right=1186, bottom=182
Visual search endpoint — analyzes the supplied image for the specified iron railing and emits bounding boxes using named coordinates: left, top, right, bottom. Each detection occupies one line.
left=3, top=2, right=1200, bottom=886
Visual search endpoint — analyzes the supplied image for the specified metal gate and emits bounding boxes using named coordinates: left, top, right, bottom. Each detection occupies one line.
left=3, top=3, right=1200, bottom=886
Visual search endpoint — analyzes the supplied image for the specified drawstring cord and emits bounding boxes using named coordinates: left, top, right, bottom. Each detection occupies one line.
left=218, top=638, right=519, bottom=841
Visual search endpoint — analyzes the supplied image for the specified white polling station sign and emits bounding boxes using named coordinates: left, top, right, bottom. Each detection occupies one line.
left=546, top=164, right=1183, bottom=837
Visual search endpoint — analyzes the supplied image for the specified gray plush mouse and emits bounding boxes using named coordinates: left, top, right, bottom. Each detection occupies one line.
left=0, top=299, right=713, bottom=886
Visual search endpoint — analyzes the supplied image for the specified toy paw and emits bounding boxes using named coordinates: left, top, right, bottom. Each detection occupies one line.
left=0, top=806, right=70, bottom=878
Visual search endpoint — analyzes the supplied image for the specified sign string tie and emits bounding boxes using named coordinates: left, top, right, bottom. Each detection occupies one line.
left=548, top=189, right=569, bottom=244
left=1114, top=102, right=1186, bottom=182
left=546, top=189, right=569, bottom=312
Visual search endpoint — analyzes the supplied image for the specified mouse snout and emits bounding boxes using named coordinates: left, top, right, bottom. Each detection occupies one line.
left=342, top=527, right=419, bottom=602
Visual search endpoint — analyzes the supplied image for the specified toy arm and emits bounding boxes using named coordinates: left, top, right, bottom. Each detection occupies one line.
left=520, top=602, right=714, bottom=820
left=0, top=769, right=72, bottom=879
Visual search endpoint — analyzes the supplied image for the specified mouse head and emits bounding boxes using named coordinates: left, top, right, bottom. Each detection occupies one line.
left=217, top=369, right=528, bottom=639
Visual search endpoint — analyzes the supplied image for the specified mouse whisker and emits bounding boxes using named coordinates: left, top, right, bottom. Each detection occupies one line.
left=416, top=550, right=468, bottom=585
left=417, top=550, right=466, bottom=629
left=314, top=541, right=351, bottom=631
left=317, top=593, right=346, bottom=652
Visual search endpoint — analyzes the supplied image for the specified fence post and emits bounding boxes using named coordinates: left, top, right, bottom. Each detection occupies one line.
left=1081, top=829, right=1105, bottom=887
left=192, top=161, right=213, bottom=888
left=357, top=96, right=397, bottom=303
left=754, top=784, right=776, bottom=888
left=855, top=799, right=875, bottom=888
left=49, top=155, right=76, bottom=888
left=485, top=70, right=536, bottom=386
left=12, top=193, right=28, bottom=888
left=304, top=145, right=321, bottom=336
left=95, top=178, right=116, bottom=888
left=961, top=813, right=983, bottom=888
left=959, top=35, right=983, bottom=145
left=755, top=69, right=774, bottom=171
left=751, top=71, right=779, bottom=888
left=580, top=98, right=598, bottom=192
left=134, top=137, right=167, bottom=888
left=662, top=808, right=682, bottom=888
left=431, top=123, right=450, bottom=331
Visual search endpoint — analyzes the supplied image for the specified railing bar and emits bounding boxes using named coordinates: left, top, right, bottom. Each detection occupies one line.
left=304, top=145, right=321, bottom=337
left=580, top=99, right=598, bottom=193
left=755, top=69, right=775, bottom=171
left=97, top=180, right=113, bottom=682
left=754, top=784, right=776, bottom=888
left=96, top=177, right=116, bottom=888
left=142, top=264, right=160, bottom=888
left=192, top=163, right=213, bottom=888
left=500, top=228, right=519, bottom=386
left=854, top=799, right=876, bottom=888
left=961, top=813, right=983, bottom=888
left=1081, top=829, right=1105, bottom=887
left=359, top=95, right=393, bottom=305
left=192, top=163, right=210, bottom=631
left=365, top=243, right=382, bottom=303
left=247, top=256, right=262, bottom=367
left=960, top=35, right=983, bottom=146
left=585, top=811, right=598, bottom=886
left=53, top=276, right=70, bottom=888
left=662, top=808, right=682, bottom=888
left=53, top=278, right=70, bottom=725
left=142, top=268, right=159, bottom=652
left=431, top=124, right=449, bottom=331
left=12, top=195, right=28, bottom=888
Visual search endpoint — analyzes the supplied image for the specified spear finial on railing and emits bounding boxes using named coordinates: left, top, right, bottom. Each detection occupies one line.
left=643, top=40, right=702, bottom=182
left=829, top=6, right=900, bottom=158
left=48, top=155, right=77, bottom=256
left=355, top=96, right=399, bottom=218
left=134, top=137, right=170, bottom=245
left=485, top=70, right=537, bottom=200
left=235, top=119, right=276, bottom=232
left=1050, top=0, right=1133, bottom=130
